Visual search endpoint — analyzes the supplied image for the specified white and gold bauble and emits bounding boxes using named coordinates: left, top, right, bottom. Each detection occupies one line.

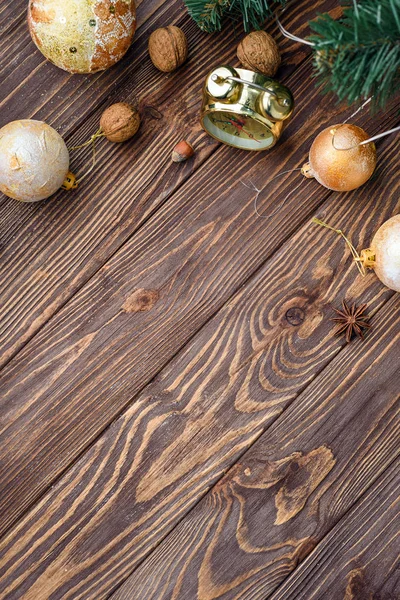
left=360, top=215, right=400, bottom=292
left=0, top=120, right=72, bottom=202
left=28, top=0, right=136, bottom=74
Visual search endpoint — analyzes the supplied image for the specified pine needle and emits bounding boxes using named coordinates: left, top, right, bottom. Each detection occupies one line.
left=183, top=0, right=286, bottom=33
left=309, top=0, right=400, bottom=109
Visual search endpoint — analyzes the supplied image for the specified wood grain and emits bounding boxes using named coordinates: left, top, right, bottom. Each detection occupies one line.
left=1, top=1, right=399, bottom=598
left=0, top=0, right=336, bottom=369
left=0, top=93, right=397, bottom=537
left=1, top=2, right=385, bottom=539
left=108, top=295, right=400, bottom=600
left=0, top=140, right=398, bottom=598
left=0, top=1, right=27, bottom=39
left=269, top=458, right=399, bottom=600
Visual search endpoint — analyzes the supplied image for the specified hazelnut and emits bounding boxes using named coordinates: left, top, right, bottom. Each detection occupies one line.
left=237, top=31, right=281, bottom=77
left=172, top=140, right=194, bottom=163
left=148, top=26, right=188, bottom=73
left=100, top=102, right=140, bottom=143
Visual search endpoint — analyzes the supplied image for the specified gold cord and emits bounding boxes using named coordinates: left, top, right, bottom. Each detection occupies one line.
left=68, top=128, right=105, bottom=151
left=312, top=218, right=366, bottom=276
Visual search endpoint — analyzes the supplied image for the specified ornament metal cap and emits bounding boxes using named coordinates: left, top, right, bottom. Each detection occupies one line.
left=62, top=171, right=79, bottom=190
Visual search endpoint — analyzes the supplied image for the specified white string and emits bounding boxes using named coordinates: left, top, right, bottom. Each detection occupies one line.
left=242, top=168, right=302, bottom=218
left=342, top=97, right=372, bottom=124
left=332, top=98, right=400, bottom=150
left=275, top=6, right=314, bottom=46
left=359, top=125, right=400, bottom=146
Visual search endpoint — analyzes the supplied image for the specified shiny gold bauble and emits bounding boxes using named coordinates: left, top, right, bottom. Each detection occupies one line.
left=302, top=124, right=376, bottom=192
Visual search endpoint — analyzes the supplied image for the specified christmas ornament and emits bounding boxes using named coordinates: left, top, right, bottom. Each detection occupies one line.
left=359, top=215, right=400, bottom=292
left=172, top=140, right=194, bottom=162
left=301, top=124, right=377, bottom=192
left=0, top=102, right=143, bottom=202
left=28, top=0, right=136, bottom=74
left=313, top=216, right=400, bottom=293
left=100, top=102, right=140, bottom=142
left=148, top=26, right=188, bottom=72
left=251, top=119, right=399, bottom=219
left=332, top=301, right=371, bottom=343
left=0, top=120, right=76, bottom=202
left=237, top=31, right=281, bottom=77
left=200, top=65, right=294, bottom=151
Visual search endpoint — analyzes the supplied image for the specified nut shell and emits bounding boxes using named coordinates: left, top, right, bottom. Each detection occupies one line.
left=237, top=31, right=281, bottom=77
left=148, top=26, right=188, bottom=72
left=28, top=0, right=136, bottom=74
left=100, top=102, right=140, bottom=142
left=0, top=120, right=70, bottom=202
left=308, top=124, right=376, bottom=192
left=171, top=140, right=194, bottom=162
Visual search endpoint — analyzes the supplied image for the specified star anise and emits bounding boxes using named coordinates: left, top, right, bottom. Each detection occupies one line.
left=332, top=301, right=371, bottom=343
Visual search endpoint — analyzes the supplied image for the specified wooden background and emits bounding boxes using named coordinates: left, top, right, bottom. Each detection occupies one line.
left=0, top=1, right=399, bottom=598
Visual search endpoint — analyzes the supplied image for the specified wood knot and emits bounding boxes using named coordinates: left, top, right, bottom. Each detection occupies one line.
left=274, top=445, right=335, bottom=525
left=344, top=568, right=372, bottom=600
left=143, top=105, right=163, bottom=120
left=123, top=289, right=160, bottom=313
left=285, top=307, right=305, bottom=326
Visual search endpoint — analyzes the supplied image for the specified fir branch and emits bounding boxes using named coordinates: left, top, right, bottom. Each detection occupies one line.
left=309, top=0, right=400, bottom=109
left=183, top=0, right=285, bottom=33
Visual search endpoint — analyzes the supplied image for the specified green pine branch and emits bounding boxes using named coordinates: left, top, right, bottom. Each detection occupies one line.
left=309, top=0, right=400, bottom=109
left=183, top=0, right=285, bottom=33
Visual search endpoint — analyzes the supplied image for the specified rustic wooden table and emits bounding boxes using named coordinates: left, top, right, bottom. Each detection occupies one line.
left=0, top=1, right=399, bottom=599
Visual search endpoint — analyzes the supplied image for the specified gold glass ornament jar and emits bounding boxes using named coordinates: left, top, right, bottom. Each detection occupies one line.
left=201, top=65, right=294, bottom=151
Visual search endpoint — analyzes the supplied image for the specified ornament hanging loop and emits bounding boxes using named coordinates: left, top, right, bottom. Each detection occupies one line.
left=67, top=127, right=104, bottom=186
left=68, top=128, right=105, bottom=151
left=312, top=218, right=366, bottom=277
left=332, top=123, right=400, bottom=151
left=275, top=3, right=314, bottom=46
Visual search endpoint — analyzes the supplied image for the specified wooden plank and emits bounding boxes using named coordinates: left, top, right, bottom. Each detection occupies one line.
left=0, top=0, right=323, bottom=369
left=0, top=96, right=397, bottom=536
left=268, top=458, right=399, bottom=600
left=0, top=1, right=27, bottom=39
left=0, top=141, right=398, bottom=598
left=108, top=296, right=400, bottom=600
left=110, top=292, right=399, bottom=600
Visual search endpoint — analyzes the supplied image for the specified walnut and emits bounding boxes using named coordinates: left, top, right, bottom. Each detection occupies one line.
left=148, top=26, right=188, bottom=73
left=237, top=31, right=281, bottom=77
left=100, top=102, right=140, bottom=143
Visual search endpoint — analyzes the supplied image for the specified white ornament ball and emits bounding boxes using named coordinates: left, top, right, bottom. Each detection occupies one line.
left=0, top=120, right=70, bottom=202
left=369, top=215, right=400, bottom=292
